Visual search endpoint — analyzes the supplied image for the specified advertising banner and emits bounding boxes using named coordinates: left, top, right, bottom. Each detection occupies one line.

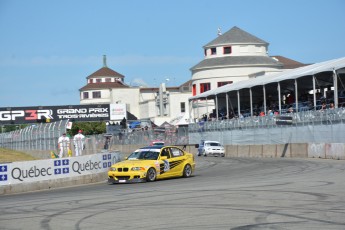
left=0, top=152, right=120, bottom=185
left=0, top=104, right=111, bottom=124
left=110, top=103, right=127, bottom=121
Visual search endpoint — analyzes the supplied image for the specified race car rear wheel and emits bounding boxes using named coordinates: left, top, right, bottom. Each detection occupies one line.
left=146, top=167, right=157, bottom=182
left=183, top=164, right=192, bottom=178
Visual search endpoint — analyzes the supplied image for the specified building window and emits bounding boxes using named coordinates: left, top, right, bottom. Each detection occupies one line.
left=192, top=84, right=196, bottom=96
left=204, top=49, right=207, bottom=56
left=105, top=78, right=111, bottom=82
left=223, top=46, right=232, bottom=54
left=211, top=48, right=217, bottom=55
left=92, top=91, right=101, bottom=98
left=83, top=92, right=89, bottom=99
left=182, top=86, right=189, bottom=92
left=180, top=102, right=185, bottom=113
left=96, top=79, right=101, bottom=83
left=200, top=83, right=211, bottom=93
left=89, top=79, right=93, bottom=83
left=218, top=81, right=233, bottom=87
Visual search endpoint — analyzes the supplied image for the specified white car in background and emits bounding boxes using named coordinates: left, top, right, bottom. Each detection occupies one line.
left=198, top=141, right=225, bottom=157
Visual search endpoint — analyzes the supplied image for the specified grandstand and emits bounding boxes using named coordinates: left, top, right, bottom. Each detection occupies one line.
left=189, top=57, right=345, bottom=145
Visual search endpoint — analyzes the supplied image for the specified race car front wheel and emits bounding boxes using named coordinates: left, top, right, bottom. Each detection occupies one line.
left=146, top=168, right=157, bottom=182
left=183, top=164, right=192, bottom=178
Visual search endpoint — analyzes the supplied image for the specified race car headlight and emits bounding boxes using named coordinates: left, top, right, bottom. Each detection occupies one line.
left=108, top=167, right=117, bottom=171
left=131, top=167, right=145, bottom=171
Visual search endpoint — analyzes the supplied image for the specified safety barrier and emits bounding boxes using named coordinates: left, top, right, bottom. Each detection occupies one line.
left=308, top=143, right=345, bottom=160
left=0, top=150, right=122, bottom=195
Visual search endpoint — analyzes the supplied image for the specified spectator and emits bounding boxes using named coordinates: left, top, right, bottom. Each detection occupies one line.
left=104, top=136, right=111, bottom=150
left=329, top=102, right=335, bottom=109
left=320, top=101, right=327, bottom=111
left=74, top=130, right=86, bottom=156
left=58, top=133, right=70, bottom=158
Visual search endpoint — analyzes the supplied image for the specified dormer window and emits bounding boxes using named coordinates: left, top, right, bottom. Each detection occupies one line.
left=92, top=91, right=101, bottom=98
left=96, top=79, right=101, bottom=83
left=204, top=49, right=207, bottom=56
left=105, top=78, right=111, bottom=82
left=211, top=48, right=217, bottom=55
left=223, top=46, right=232, bottom=54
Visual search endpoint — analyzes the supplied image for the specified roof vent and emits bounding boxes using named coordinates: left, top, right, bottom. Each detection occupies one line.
left=103, top=55, right=107, bottom=67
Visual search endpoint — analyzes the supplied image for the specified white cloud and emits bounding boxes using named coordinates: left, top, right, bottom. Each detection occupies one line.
left=128, top=78, right=150, bottom=87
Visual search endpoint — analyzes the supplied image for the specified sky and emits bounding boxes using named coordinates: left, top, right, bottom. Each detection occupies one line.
left=0, top=0, right=344, bottom=108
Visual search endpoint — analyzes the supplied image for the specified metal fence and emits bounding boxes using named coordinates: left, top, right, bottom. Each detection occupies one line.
left=189, top=108, right=345, bottom=132
left=2, top=108, right=344, bottom=153
left=0, top=120, right=68, bottom=151
left=94, top=126, right=189, bottom=149
left=0, top=120, right=189, bottom=153
left=188, top=108, right=345, bottom=145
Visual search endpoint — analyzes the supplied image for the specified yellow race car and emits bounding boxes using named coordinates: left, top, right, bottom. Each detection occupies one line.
left=108, top=145, right=195, bottom=183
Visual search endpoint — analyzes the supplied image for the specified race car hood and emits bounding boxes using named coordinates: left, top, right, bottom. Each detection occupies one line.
left=113, top=159, right=156, bottom=168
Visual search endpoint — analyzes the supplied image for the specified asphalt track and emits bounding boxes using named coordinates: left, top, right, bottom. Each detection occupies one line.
left=1, top=156, right=345, bottom=230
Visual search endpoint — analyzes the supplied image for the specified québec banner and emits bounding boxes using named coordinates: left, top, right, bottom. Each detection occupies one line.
left=0, top=152, right=121, bottom=185
left=0, top=104, right=112, bottom=124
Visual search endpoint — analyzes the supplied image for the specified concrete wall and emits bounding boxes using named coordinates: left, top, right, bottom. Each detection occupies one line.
left=21, top=142, right=345, bottom=162
left=112, top=142, right=345, bottom=161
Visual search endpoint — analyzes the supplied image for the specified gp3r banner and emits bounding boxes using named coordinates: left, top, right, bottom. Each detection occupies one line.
left=0, top=104, right=111, bottom=124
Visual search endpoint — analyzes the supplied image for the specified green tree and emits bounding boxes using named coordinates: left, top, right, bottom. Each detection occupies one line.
left=1, top=124, right=28, bottom=133
left=68, top=121, right=106, bottom=136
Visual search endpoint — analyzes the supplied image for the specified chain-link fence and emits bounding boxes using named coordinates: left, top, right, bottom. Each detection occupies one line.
left=92, top=126, right=189, bottom=150
left=0, top=120, right=68, bottom=151
left=4, top=108, right=344, bottom=154
left=189, top=108, right=345, bottom=132
left=189, top=108, right=345, bottom=145
left=0, top=119, right=189, bottom=154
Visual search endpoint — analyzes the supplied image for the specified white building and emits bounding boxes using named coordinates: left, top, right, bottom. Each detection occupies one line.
left=79, top=27, right=305, bottom=125
left=79, top=55, right=192, bottom=126
left=190, top=26, right=305, bottom=120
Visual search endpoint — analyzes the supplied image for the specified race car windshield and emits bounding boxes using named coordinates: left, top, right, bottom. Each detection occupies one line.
left=128, top=151, right=159, bottom=160
left=153, top=142, right=164, bottom=146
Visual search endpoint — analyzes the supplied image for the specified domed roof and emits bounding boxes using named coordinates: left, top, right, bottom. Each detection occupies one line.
left=204, top=26, right=268, bottom=48
left=87, top=67, right=125, bottom=79
left=86, top=55, right=125, bottom=79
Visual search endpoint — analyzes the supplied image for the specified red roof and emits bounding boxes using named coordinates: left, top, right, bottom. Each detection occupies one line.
left=87, top=67, right=125, bottom=79
left=271, top=56, right=309, bottom=69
